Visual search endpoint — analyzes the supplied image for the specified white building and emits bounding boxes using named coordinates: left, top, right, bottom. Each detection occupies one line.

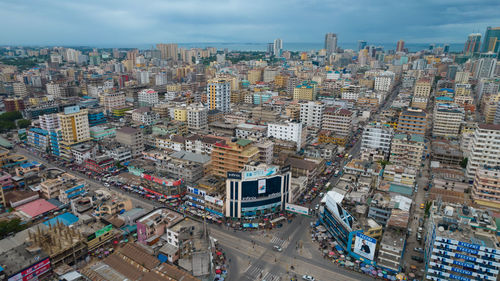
left=131, top=107, right=160, bottom=125
left=46, top=82, right=63, bottom=98
left=101, top=92, right=126, bottom=112
left=207, top=78, right=231, bottom=113
left=466, top=124, right=500, bottom=180
left=374, top=71, right=395, bottom=92
left=361, top=122, right=394, bottom=154
left=187, top=103, right=208, bottom=130
left=13, top=82, right=27, bottom=96
left=474, top=58, right=496, bottom=79
left=137, top=70, right=150, bottom=85
left=39, top=114, right=60, bottom=131
left=267, top=121, right=305, bottom=151
left=432, top=103, right=465, bottom=138
left=155, top=73, right=168, bottom=86
left=300, top=101, right=325, bottom=129
left=138, top=89, right=159, bottom=107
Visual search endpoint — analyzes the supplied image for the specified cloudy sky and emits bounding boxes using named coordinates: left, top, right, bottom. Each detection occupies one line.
left=0, top=0, right=499, bottom=46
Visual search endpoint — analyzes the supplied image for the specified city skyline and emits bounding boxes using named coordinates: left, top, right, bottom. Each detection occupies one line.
left=0, top=0, right=499, bottom=46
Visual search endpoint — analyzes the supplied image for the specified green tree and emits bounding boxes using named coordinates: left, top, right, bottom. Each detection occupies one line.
left=17, top=119, right=31, bottom=129
left=0, top=111, right=22, bottom=122
left=424, top=201, right=432, bottom=218
left=0, top=218, right=26, bottom=239
left=460, top=158, right=468, bottom=169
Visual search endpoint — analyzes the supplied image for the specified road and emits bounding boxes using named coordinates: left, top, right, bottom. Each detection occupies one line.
left=13, top=146, right=159, bottom=211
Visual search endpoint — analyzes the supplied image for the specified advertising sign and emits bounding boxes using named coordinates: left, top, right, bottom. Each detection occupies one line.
left=280, top=165, right=291, bottom=174
left=258, top=179, right=266, bottom=194
left=8, top=257, right=51, bottom=281
left=242, top=167, right=278, bottom=180
left=205, top=195, right=224, bottom=206
left=227, top=171, right=242, bottom=180
left=353, top=232, right=376, bottom=260
left=285, top=203, right=309, bottom=215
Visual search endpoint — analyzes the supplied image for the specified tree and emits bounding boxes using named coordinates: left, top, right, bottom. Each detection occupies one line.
left=424, top=201, right=432, bottom=218
left=0, top=218, right=26, bottom=239
left=378, top=160, right=391, bottom=168
left=17, top=119, right=31, bottom=129
left=460, top=158, right=468, bottom=169
left=0, top=111, right=22, bottom=122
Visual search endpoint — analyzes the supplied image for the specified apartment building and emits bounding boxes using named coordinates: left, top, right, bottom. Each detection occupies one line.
left=413, top=78, right=432, bottom=97
left=466, top=124, right=500, bottom=180
left=101, top=92, right=126, bottom=112
left=390, top=134, right=425, bottom=168
left=361, top=122, right=394, bottom=154
left=322, top=107, right=353, bottom=137
left=57, top=106, right=91, bottom=159
left=267, top=121, right=306, bottom=151
left=186, top=103, right=208, bottom=130
left=472, top=167, right=500, bottom=209
left=293, top=81, right=315, bottom=101
left=210, top=139, right=259, bottom=178
left=40, top=173, right=85, bottom=203
left=138, top=89, right=159, bottom=106
left=115, top=126, right=144, bottom=158
left=207, top=78, right=231, bottom=113
left=396, top=107, right=427, bottom=136
left=432, top=103, right=465, bottom=138
left=300, top=101, right=324, bottom=129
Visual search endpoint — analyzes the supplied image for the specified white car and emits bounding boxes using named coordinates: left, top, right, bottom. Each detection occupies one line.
left=302, top=275, right=315, bottom=281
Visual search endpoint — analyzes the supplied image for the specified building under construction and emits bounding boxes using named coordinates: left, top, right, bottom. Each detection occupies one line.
left=27, top=220, right=87, bottom=267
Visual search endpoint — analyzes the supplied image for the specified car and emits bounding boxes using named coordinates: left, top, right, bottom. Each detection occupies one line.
left=302, top=275, right=315, bottom=281
left=273, top=245, right=282, bottom=252
left=414, top=247, right=424, bottom=253
left=411, top=256, right=424, bottom=263
left=418, top=227, right=423, bottom=233
left=315, top=204, right=320, bottom=210
left=416, top=233, right=422, bottom=241
left=420, top=203, right=425, bottom=209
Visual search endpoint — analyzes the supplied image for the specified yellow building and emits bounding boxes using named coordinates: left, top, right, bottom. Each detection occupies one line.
left=300, top=52, right=308, bottom=61
left=414, top=78, right=432, bottom=97
left=58, top=106, right=90, bottom=145
left=174, top=108, right=187, bottom=121
left=455, top=83, right=472, bottom=96
left=248, top=69, right=262, bottom=84
left=293, top=82, right=315, bottom=101
left=167, top=84, right=182, bottom=92
left=275, top=75, right=288, bottom=88
left=210, top=139, right=259, bottom=178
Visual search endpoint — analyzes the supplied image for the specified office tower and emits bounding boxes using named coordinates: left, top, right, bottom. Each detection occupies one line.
left=432, top=103, right=465, bottom=138
left=481, top=26, right=500, bottom=54
left=443, top=44, right=450, bottom=53
left=396, top=40, right=405, bottom=52
left=324, top=33, right=337, bottom=55
left=210, top=139, right=259, bottom=178
left=474, top=58, right=497, bottom=79
left=358, top=40, right=367, bottom=51
left=299, top=101, right=324, bottom=129
left=267, top=43, right=274, bottom=55
left=207, top=78, right=231, bottom=113
left=156, top=43, right=178, bottom=61
left=397, top=107, right=427, bottom=136
left=273, top=38, right=283, bottom=57
left=464, top=33, right=482, bottom=55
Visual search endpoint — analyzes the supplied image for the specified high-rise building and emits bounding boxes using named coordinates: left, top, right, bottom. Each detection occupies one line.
left=186, top=103, right=208, bottom=131
left=13, top=82, right=27, bottom=96
left=207, top=78, right=231, bottom=113
left=413, top=78, right=432, bottom=97
left=101, top=92, right=126, bottom=113
left=397, top=107, right=428, bottom=136
left=293, top=81, right=316, bottom=101
left=324, top=33, right=337, bottom=55
left=361, top=122, right=394, bottom=154
left=466, top=124, right=500, bottom=180
left=464, top=33, right=482, bottom=55
left=46, top=82, right=63, bottom=98
left=299, top=101, right=325, bottom=129
left=267, top=121, right=305, bottom=151
left=210, top=139, right=259, bottom=178
left=156, top=43, right=178, bottom=61
left=396, top=40, right=405, bottom=52
left=322, top=107, right=354, bottom=137
left=473, top=58, right=497, bottom=79
left=358, top=40, right=367, bottom=51
left=3, top=98, right=25, bottom=112
left=57, top=106, right=90, bottom=159
left=432, top=103, right=465, bottom=138
left=472, top=166, right=500, bottom=208
left=267, top=43, right=274, bottom=55
left=116, top=126, right=144, bottom=158
left=138, top=89, right=159, bottom=107
left=424, top=202, right=499, bottom=281
left=482, top=26, right=500, bottom=54
left=389, top=134, right=425, bottom=168
left=273, top=38, right=283, bottom=57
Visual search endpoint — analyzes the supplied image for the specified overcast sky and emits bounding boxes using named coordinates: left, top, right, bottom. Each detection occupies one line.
left=1, top=0, right=499, bottom=46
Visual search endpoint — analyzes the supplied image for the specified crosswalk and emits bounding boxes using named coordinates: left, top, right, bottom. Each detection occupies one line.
left=262, top=271, right=282, bottom=281
left=270, top=235, right=287, bottom=247
left=242, top=264, right=264, bottom=281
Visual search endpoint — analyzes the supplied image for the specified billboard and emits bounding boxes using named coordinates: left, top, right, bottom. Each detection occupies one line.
left=242, top=167, right=278, bottom=180
left=353, top=232, right=376, bottom=260
left=285, top=203, right=309, bottom=215
left=8, top=257, right=51, bottom=281
left=258, top=179, right=266, bottom=194
left=227, top=171, right=242, bottom=180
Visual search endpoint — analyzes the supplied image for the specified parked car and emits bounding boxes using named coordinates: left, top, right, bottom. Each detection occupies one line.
left=273, top=245, right=282, bottom=252
left=411, top=256, right=424, bottom=263
left=302, top=275, right=315, bottom=281
left=414, top=247, right=424, bottom=253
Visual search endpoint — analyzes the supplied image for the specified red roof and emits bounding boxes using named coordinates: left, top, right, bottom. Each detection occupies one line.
left=17, top=199, right=57, bottom=218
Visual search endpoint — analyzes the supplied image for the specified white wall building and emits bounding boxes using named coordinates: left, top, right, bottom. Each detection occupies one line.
left=300, top=101, right=325, bottom=129
left=187, top=103, right=208, bottom=130
left=138, top=89, right=159, bottom=106
left=361, top=122, right=394, bottom=154
left=466, top=124, right=500, bottom=180
left=267, top=121, right=304, bottom=151
left=207, top=78, right=231, bottom=113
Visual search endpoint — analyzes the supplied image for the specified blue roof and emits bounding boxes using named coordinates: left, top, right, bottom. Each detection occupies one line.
left=82, top=96, right=96, bottom=99
left=439, top=88, right=454, bottom=92
left=20, top=161, right=40, bottom=169
left=29, top=127, right=48, bottom=135
left=436, top=96, right=454, bottom=101
left=43, top=212, right=79, bottom=226
left=389, top=183, right=413, bottom=196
